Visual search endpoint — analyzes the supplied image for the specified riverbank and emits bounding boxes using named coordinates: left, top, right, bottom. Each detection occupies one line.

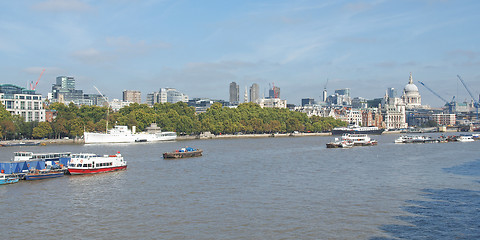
left=176, top=132, right=332, bottom=140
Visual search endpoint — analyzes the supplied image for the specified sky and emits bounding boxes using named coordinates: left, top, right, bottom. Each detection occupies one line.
left=1, top=0, right=479, bottom=107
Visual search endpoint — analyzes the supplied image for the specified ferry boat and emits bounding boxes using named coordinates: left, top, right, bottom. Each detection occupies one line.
left=456, top=135, right=475, bottom=142
left=67, top=153, right=127, bottom=175
left=326, top=138, right=354, bottom=148
left=13, top=152, right=71, bottom=161
left=342, top=134, right=378, bottom=146
left=332, top=126, right=384, bottom=135
left=0, top=174, right=20, bottom=185
left=394, top=135, right=438, bottom=144
left=84, top=124, right=176, bottom=144
left=24, top=169, right=65, bottom=180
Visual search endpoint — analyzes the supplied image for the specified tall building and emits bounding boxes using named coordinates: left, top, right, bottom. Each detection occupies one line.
left=387, top=88, right=397, bottom=98
left=0, top=84, right=45, bottom=122
left=229, top=82, right=239, bottom=105
left=301, top=98, right=315, bottom=106
left=123, top=90, right=141, bottom=104
left=244, top=86, right=248, bottom=103
left=269, top=85, right=280, bottom=99
left=50, top=76, right=84, bottom=103
left=401, top=73, right=422, bottom=109
left=249, top=83, right=260, bottom=103
left=147, top=88, right=188, bottom=105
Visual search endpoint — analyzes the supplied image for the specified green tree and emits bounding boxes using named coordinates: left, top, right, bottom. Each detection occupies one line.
left=32, top=122, right=53, bottom=139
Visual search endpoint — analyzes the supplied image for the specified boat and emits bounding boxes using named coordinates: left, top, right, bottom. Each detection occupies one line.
left=326, top=138, right=354, bottom=148
left=0, top=141, right=40, bottom=147
left=0, top=174, right=20, bottom=185
left=163, top=147, right=203, bottom=159
left=342, top=134, right=378, bottom=146
left=67, top=153, right=127, bottom=174
left=24, top=169, right=65, bottom=180
left=84, top=124, right=176, bottom=144
left=332, top=126, right=384, bottom=135
left=456, top=135, right=475, bottom=142
left=394, top=135, right=438, bottom=144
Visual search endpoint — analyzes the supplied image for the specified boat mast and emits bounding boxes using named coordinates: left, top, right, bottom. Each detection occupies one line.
left=94, top=86, right=110, bottom=133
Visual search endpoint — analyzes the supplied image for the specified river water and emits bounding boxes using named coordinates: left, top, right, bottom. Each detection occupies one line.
left=1, top=134, right=479, bottom=239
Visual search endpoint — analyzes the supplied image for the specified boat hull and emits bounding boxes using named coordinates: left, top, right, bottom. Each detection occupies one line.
left=68, top=166, right=127, bottom=175
left=84, top=132, right=176, bottom=144
left=163, top=150, right=203, bottom=159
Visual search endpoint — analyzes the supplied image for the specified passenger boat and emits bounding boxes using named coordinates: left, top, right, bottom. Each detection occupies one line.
left=342, top=134, right=377, bottom=146
left=84, top=124, right=176, bottom=144
left=332, top=126, right=384, bottom=135
left=163, top=147, right=203, bottom=159
left=1, top=141, right=40, bottom=147
left=0, top=174, right=20, bottom=185
left=67, top=153, right=127, bottom=174
left=394, top=135, right=438, bottom=144
left=24, top=169, right=65, bottom=180
left=326, top=138, right=354, bottom=148
left=456, top=135, right=475, bottom=142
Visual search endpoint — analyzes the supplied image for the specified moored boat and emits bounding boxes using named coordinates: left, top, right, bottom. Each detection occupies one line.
left=163, top=147, right=203, bottom=159
left=456, top=135, right=475, bottom=142
left=24, top=169, right=65, bottom=180
left=67, top=153, right=127, bottom=174
left=394, top=135, right=438, bottom=144
left=0, top=174, right=20, bottom=185
left=326, top=138, right=354, bottom=148
left=84, top=124, right=176, bottom=144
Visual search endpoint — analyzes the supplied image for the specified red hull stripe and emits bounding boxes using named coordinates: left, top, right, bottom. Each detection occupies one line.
left=68, top=166, right=127, bottom=175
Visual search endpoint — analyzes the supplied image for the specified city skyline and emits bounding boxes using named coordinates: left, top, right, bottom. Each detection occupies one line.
left=1, top=0, right=479, bottom=107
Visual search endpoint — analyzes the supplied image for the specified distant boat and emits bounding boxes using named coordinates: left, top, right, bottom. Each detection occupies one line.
left=394, top=135, right=438, bottom=144
left=163, top=148, right=203, bottom=159
left=0, top=174, right=20, bottom=185
left=456, top=135, right=475, bottom=142
left=326, top=138, right=354, bottom=148
left=67, top=153, right=127, bottom=174
left=332, top=126, right=384, bottom=135
left=1, top=142, right=40, bottom=147
left=84, top=124, right=176, bottom=144
left=342, top=134, right=378, bottom=146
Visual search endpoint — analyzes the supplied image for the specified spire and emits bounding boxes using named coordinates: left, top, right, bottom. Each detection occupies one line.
left=409, top=72, right=413, bottom=84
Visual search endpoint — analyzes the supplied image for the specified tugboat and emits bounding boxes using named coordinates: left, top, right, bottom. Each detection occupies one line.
left=326, top=138, right=354, bottom=148
left=163, top=147, right=203, bottom=159
left=67, top=152, right=127, bottom=174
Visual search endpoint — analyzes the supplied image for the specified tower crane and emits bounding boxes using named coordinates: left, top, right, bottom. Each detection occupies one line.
left=417, top=81, right=455, bottom=113
left=30, top=69, right=45, bottom=90
left=457, top=75, right=479, bottom=120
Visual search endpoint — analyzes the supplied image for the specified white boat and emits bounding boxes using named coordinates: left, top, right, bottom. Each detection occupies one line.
left=84, top=124, right=176, bottom=144
left=13, top=152, right=71, bottom=161
left=67, top=153, right=127, bottom=175
left=456, top=135, right=474, bottom=142
left=342, top=134, right=377, bottom=146
left=394, top=135, right=438, bottom=144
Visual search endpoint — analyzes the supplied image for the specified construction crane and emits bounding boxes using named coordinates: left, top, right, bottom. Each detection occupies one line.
left=94, top=86, right=110, bottom=133
left=418, top=81, right=450, bottom=104
left=30, top=69, right=45, bottom=90
left=457, top=75, right=479, bottom=120
left=418, top=81, right=455, bottom=113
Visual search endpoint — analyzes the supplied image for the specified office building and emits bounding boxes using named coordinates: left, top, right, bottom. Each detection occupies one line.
left=0, top=84, right=45, bottom=122
left=249, top=83, right=260, bottom=103
left=229, top=82, right=239, bottom=105
left=123, top=90, right=141, bottom=104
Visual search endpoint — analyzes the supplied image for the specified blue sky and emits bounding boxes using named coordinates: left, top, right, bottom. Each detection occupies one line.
left=1, top=0, right=479, bottom=107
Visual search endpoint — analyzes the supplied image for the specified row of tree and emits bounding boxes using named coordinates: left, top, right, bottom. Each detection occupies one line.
left=0, top=102, right=346, bottom=140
